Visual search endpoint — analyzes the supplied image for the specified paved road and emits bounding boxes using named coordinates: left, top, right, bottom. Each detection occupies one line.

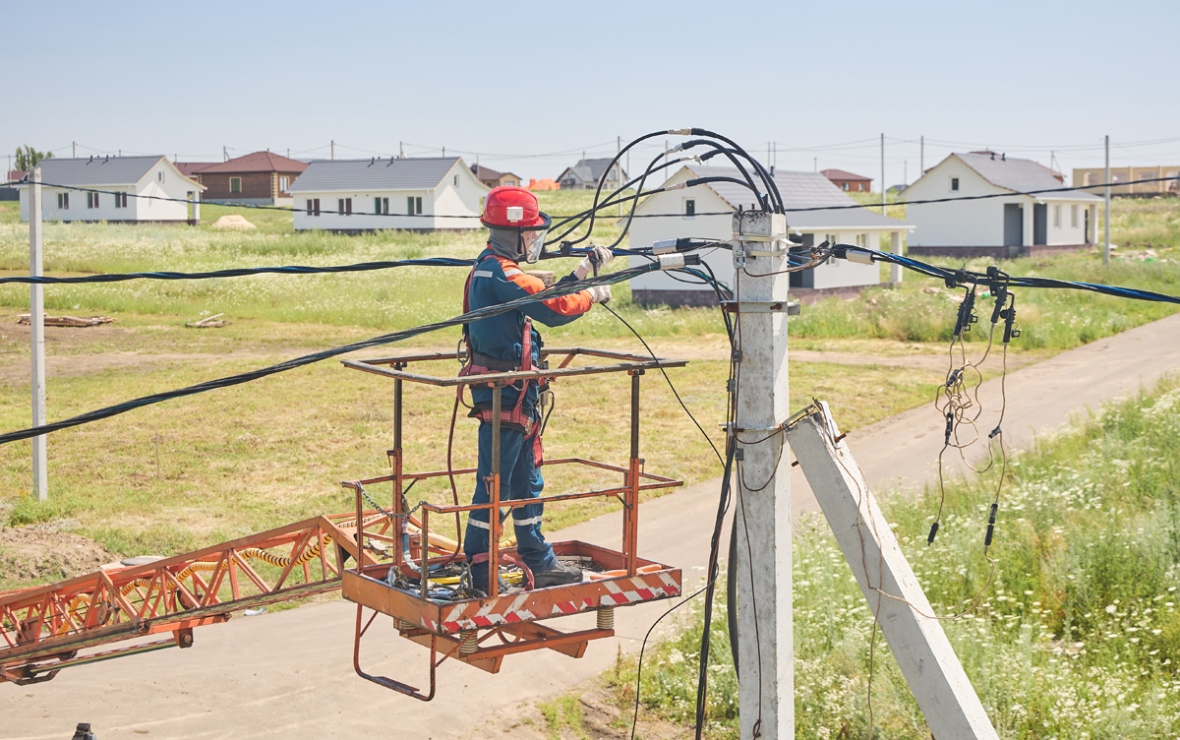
left=7, top=313, right=1180, bottom=740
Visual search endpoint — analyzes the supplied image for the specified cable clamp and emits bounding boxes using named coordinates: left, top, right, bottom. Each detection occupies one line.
left=656, top=254, right=686, bottom=271
left=651, top=239, right=678, bottom=255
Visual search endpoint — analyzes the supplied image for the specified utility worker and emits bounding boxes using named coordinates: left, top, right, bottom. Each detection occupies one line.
left=461, top=186, right=612, bottom=595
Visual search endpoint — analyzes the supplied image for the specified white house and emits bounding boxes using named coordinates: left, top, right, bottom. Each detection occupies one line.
left=904, top=152, right=1102, bottom=258
left=627, top=165, right=912, bottom=306
left=18, top=156, right=204, bottom=224
left=289, top=157, right=488, bottom=231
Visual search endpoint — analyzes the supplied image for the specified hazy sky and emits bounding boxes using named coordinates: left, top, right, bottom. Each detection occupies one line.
left=7, top=0, right=1179, bottom=186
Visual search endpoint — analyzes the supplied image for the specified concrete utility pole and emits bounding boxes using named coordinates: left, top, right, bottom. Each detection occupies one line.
left=786, top=407, right=998, bottom=739
left=331, top=140, right=335, bottom=161
left=72, top=141, right=76, bottom=158
left=731, top=210, right=792, bottom=738
left=223, top=146, right=228, bottom=162
left=880, top=133, right=886, bottom=214
left=1104, top=135, right=1111, bottom=265
left=399, top=141, right=405, bottom=159
left=29, top=166, right=48, bottom=500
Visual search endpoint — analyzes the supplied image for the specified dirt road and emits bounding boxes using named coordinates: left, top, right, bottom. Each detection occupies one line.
left=7, top=313, right=1180, bottom=740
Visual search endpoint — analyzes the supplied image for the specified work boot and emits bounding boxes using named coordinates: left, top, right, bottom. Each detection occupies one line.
left=467, top=562, right=506, bottom=598
left=532, top=561, right=583, bottom=588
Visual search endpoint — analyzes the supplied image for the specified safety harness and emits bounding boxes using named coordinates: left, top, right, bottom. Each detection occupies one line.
left=459, top=255, right=549, bottom=463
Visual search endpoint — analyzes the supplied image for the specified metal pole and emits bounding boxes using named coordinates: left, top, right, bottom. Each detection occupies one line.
left=880, top=133, right=886, bottom=214
left=29, top=165, right=48, bottom=500
left=732, top=210, right=792, bottom=738
left=1104, top=134, right=1111, bottom=265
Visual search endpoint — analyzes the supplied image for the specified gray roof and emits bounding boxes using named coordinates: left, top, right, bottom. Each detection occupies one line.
left=680, top=165, right=910, bottom=230
left=22, top=156, right=165, bottom=186
left=955, top=153, right=1101, bottom=201
left=561, top=158, right=626, bottom=184
left=288, top=157, right=462, bottom=193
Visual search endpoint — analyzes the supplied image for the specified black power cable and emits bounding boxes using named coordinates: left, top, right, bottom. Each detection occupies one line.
left=0, top=263, right=660, bottom=446
left=0, top=257, right=476, bottom=285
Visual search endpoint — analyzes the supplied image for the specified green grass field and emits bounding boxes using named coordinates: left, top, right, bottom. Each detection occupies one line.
left=0, top=195, right=1176, bottom=593
left=612, top=375, right=1180, bottom=739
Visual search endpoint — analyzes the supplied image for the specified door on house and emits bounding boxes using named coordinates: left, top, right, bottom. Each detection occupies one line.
left=1033, top=203, right=1048, bottom=245
left=1003, top=204, right=1023, bottom=247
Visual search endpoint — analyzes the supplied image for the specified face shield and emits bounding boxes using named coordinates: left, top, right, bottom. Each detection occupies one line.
left=518, top=212, right=551, bottom=264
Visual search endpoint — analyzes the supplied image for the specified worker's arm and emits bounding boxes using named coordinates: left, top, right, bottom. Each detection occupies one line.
left=493, top=257, right=593, bottom=327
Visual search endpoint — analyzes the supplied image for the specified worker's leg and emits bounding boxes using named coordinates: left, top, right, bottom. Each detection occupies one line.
left=463, top=422, right=525, bottom=591
left=507, top=431, right=558, bottom=574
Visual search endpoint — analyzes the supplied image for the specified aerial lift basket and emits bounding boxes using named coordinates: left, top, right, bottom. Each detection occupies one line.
left=339, top=348, right=686, bottom=701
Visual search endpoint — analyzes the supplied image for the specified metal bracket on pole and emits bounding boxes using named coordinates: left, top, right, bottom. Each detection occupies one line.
left=784, top=403, right=999, bottom=740
left=720, top=300, right=801, bottom=316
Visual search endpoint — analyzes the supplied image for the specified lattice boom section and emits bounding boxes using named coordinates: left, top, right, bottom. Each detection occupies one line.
left=0, top=513, right=384, bottom=684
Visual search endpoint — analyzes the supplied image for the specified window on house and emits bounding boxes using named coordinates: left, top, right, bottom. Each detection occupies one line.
left=950, top=177, right=960, bottom=192
left=158, top=172, right=165, bottom=183
left=855, top=233, right=867, bottom=247
left=453, top=175, right=459, bottom=187
left=824, top=234, right=839, bottom=265
left=841, top=183, right=849, bottom=191
left=1071, top=205, right=1079, bottom=227
left=230, top=177, right=242, bottom=194
left=87, top=192, right=99, bottom=209
left=1053, top=205, right=1061, bottom=228
left=58, top=193, right=69, bottom=209
left=337, top=198, right=352, bottom=215
left=407, top=196, right=422, bottom=215
left=309, top=198, right=320, bottom=216
left=279, top=176, right=289, bottom=192
left=375, top=197, right=389, bottom=215
left=114, top=192, right=124, bottom=209
left=684, top=198, right=695, bottom=217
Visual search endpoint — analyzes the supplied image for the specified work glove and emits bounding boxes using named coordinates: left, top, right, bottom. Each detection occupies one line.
left=574, top=244, right=615, bottom=280
left=586, top=285, right=612, bottom=304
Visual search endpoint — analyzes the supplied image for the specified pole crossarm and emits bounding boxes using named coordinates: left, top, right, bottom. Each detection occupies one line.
left=784, top=404, right=999, bottom=740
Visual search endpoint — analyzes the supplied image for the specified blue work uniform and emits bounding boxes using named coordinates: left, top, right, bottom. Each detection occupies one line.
left=462, top=247, right=593, bottom=578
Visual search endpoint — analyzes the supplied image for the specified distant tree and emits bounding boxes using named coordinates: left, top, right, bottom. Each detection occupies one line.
left=14, top=145, right=54, bottom=172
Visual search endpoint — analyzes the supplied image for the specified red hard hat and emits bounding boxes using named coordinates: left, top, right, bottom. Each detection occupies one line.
left=482, top=186, right=546, bottom=229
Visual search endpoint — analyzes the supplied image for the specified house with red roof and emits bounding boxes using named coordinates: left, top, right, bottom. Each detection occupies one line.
left=820, top=168, right=872, bottom=193
left=191, top=151, right=308, bottom=205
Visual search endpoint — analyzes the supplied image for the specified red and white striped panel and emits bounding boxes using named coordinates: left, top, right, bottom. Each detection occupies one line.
left=599, top=572, right=680, bottom=607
